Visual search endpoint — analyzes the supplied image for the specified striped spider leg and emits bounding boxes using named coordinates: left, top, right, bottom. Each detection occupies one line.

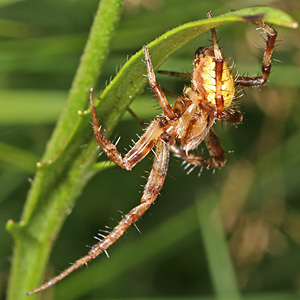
left=235, top=19, right=277, bottom=87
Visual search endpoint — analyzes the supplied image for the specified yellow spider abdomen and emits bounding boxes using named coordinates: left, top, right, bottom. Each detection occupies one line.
left=193, top=47, right=235, bottom=109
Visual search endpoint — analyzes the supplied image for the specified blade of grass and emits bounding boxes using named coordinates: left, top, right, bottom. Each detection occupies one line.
left=196, top=193, right=241, bottom=300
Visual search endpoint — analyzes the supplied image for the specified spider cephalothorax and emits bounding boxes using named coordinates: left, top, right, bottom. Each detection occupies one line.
left=28, top=12, right=277, bottom=295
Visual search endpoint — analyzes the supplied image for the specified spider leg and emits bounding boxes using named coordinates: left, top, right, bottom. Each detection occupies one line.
left=158, top=70, right=192, bottom=79
left=27, top=139, right=170, bottom=296
left=127, top=107, right=146, bottom=127
left=161, top=87, right=181, bottom=99
left=224, top=108, right=243, bottom=125
left=235, top=20, right=277, bottom=87
left=90, top=89, right=165, bottom=170
left=171, top=128, right=225, bottom=169
left=208, top=11, right=225, bottom=118
left=143, top=46, right=178, bottom=120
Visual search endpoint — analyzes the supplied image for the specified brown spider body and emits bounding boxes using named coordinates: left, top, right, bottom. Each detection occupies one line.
left=171, top=46, right=235, bottom=154
left=27, top=13, right=277, bottom=296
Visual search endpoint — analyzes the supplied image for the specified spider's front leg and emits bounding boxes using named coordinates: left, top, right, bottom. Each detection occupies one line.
left=90, top=89, right=164, bottom=170
left=143, top=46, right=184, bottom=121
left=235, top=20, right=277, bottom=87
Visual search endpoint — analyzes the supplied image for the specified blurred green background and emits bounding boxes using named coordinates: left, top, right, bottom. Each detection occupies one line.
left=1, top=0, right=300, bottom=299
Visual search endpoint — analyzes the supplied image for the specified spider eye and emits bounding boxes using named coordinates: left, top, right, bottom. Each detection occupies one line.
left=195, top=47, right=214, bottom=60
left=194, top=47, right=206, bottom=59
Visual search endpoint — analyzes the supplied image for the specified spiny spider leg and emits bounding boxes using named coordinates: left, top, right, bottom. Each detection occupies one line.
left=224, top=108, right=243, bottom=124
left=208, top=10, right=225, bottom=117
left=161, top=87, right=181, bottom=99
left=143, top=46, right=178, bottom=120
left=171, top=128, right=225, bottom=169
left=235, top=20, right=277, bottom=86
left=27, top=139, right=170, bottom=296
left=127, top=107, right=146, bottom=127
left=90, top=88, right=164, bottom=170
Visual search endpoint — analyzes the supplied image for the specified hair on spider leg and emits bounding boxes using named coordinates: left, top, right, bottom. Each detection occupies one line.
left=104, top=249, right=110, bottom=258
left=234, top=84, right=244, bottom=97
left=274, top=39, right=283, bottom=48
left=180, top=159, right=187, bottom=167
left=183, top=162, right=191, bottom=170
left=197, top=166, right=204, bottom=177
left=97, top=148, right=104, bottom=157
left=108, top=137, right=121, bottom=150
left=93, top=236, right=103, bottom=242
left=186, top=165, right=197, bottom=175
left=98, top=229, right=111, bottom=234
left=133, top=222, right=142, bottom=234
left=271, top=58, right=283, bottom=65
left=254, top=44, right=267, bottom=54
left=97, top=232, right=107, bottom=239
left=226, top=57, right=236, bottom=71
left=117, top=210, right=125, bottom=218
left=259, top=29, right=281, bottom=44
left=206, top=27, right=222, bottom=43
left=109, top=216, right=119, bottom=224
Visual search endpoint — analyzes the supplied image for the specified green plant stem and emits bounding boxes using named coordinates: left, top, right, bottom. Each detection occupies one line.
left=43, top=0, right=125, bottom=161
left=6, top=0, right=124, bottom=299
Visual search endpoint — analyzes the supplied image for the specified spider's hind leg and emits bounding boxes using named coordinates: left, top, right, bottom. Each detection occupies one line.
left=235, top=20, right=277, bottom=87
left=171, top=128, right=226, bottom=170
left=158, top=70, right=192, bottom=79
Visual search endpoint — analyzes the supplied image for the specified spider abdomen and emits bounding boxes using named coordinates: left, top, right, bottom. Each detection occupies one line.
left=192, top=47, right=235, bottom=109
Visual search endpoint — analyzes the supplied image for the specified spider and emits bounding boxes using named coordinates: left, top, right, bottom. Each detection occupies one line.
left=27, top=11, right=277, bottom=295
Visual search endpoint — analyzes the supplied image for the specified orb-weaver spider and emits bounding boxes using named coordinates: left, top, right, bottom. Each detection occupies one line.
left=27, top=11, right=277, bottom=295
